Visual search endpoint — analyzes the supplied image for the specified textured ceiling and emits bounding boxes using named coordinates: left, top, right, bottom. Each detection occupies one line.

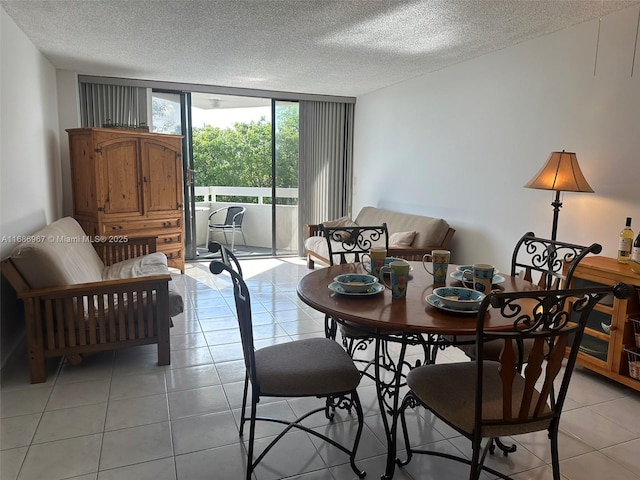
left=2, top=0, right=638, bottom=98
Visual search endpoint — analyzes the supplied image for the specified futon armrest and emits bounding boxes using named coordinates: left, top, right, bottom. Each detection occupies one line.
left=306, top=224, right=323, bottom=238
left=16, top=274, right=171, bottom=300
left=92, top=236, right=158, bottom=266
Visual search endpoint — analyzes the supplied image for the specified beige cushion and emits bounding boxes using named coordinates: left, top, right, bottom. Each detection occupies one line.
left=355, top=206, right=450, bottom=249
left=254, top=337, right=360, bottom=396
left=103, top=252, right=170, bottom=280
left=389, top=230, right=417, bottom=247
left=10, top=217, right=105, bottom=288
left=103, top=253, right=184, bottom=317
left=407, top=361, right=551, bottom=438
left=322, top=216, right=359, bottom=242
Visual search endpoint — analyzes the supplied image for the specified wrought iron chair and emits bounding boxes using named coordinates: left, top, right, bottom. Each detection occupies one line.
left=322, top=223, right=389, bottom=268
left=321, top=223, right=390, bottom=372
left=209, top=256, right=366, bottom=480
left=206, top=205, right=247, bottom=252
left=454, top=232, right=602, bottom=454
left=464, top=233, right=603, bottom=363
left=397, top=283, right=632, bottom=480
left=510, top=232, right=603, bottom=291
left=206, top=240, right=243, bottom=277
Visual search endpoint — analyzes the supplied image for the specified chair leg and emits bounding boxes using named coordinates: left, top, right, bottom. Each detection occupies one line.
left=349, top=390, right=367, bottom=479
left=489, top=436, right=517, bottom=456
left=240, top=229, right=247, bottom=248
left=325, top=314, right=337, bottom=340
left=469, top=435, right=482, bottom=480
left=396, top=392, right=416, bottom=468
left=549, top=424, right=561, bottom=480
left=246, top=396, right=258, bottom=480
left=239, top=374, right=249, bottom=435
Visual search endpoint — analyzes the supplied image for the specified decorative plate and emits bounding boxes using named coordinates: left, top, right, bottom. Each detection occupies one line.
left=450, top=271, right=505, bottom=285
left=425, top=294, right=480, bottom=314
left=329, top=281, right=385, bottom=296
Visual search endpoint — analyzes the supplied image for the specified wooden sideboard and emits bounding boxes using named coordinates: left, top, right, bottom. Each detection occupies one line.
left=568, top=256, right=640, bottom=390
left=67, top=128, right=185, bottom=272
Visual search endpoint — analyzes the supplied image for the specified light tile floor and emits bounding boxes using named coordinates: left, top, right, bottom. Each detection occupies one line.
left=1, top=257, right=639, bottom=480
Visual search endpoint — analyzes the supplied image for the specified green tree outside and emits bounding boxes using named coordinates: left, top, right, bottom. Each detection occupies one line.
left=192, top=104, right=299, bottom=204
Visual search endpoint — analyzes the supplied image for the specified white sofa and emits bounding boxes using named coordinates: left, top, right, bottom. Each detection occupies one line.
left=305, top=206, right=455, bottom=269
left=1, top=217, right=183, bottom=383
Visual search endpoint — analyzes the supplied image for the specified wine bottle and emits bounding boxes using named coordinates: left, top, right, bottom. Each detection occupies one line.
left=632, top=231, right=640, bottom=263
left=617, top=217, right=634, bottom=263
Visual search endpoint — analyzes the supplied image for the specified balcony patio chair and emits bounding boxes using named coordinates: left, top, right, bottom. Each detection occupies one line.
left=397, top=283, right=632, bottom=480
left=206, top=205, right=247, bottom=252
left=209, top=257, right=366, bottom=480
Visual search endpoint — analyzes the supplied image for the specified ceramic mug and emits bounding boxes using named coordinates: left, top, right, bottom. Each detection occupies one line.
left=422, top=250, right=450, bottom=284
left=380, top=260, right=411, bottom=299
left=461, top=263, right=495, bottom=294
left=362, top=247, right=387, bottom=278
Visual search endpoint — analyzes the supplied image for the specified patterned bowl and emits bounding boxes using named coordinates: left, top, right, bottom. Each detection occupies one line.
left=333, top=274, right=379, bottom=293
left=433, top=286, right=485, bottom=311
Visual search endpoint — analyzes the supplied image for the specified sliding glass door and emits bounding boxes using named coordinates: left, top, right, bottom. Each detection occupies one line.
left=151, top=90, right=299, bottom=260
left=273, top=100, right=300, bottom=256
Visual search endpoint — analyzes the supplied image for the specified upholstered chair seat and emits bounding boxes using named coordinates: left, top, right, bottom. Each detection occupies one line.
left=255, top=337, right=360, bottom=396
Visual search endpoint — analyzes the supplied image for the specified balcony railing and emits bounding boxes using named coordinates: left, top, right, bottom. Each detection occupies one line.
left=194, top=186, right=299, bottom=253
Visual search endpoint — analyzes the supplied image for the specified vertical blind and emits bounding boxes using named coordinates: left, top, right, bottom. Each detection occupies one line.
left=298, top=101, right=355, bottom=254
left=79, top=82, right=148, bottom=127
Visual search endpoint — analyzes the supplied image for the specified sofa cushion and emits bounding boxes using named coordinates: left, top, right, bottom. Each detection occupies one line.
left=321, top=216, right=359, bottom=242
left=355, top=206, right=449, bottom=249
left=389, top=231, right=417, bottom=247
left=10, top=217, right=105, bottom=289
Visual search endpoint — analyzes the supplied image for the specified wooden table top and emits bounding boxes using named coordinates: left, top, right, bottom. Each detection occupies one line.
left=297, top=262, right=540, bottom=336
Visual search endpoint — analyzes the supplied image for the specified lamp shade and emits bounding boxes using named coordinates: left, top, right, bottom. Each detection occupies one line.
left=524, top=151, right=594, bottom=193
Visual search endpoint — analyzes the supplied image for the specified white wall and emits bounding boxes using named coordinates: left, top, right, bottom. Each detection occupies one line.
left=1, top=7, right=61, bottom=364
left=353, top=6, right=640, bottom=273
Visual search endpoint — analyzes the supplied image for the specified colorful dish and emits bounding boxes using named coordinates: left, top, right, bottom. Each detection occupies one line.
left=333, top=273, right=379, bottom=293
left=425, top=294, right=480, bottom=314
left=329, top=281, right=385, bottom=296
left=456, top=265, right=499, bottom=274
left=450, top=271, right=505, bottom=285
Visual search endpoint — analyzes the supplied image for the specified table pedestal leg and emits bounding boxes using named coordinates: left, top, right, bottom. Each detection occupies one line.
left=374, top=336, right=410, bottom=480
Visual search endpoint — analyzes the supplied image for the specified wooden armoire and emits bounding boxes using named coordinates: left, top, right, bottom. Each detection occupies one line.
left=67, top=127, right=185, bottom=272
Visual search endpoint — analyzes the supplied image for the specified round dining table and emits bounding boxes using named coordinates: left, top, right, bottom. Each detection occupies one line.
left=296, top=261, right=539, bottom=480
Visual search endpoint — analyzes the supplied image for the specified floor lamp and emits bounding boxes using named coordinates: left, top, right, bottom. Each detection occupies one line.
left=524, top=150, right=594, bottom=241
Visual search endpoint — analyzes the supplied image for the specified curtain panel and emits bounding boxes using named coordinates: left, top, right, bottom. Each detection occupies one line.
left=298, top=101, right=355, bottom=255
left=79, top=82, right=148, bottom=128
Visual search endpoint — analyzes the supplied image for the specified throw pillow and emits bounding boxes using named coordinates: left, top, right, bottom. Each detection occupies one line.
left=389, top=230, right=417, bottom=247
left=322, top=216, right=358, bottom=242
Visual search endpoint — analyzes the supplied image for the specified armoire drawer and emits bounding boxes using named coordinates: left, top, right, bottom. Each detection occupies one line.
left=102, top=217, right=182, bottom=234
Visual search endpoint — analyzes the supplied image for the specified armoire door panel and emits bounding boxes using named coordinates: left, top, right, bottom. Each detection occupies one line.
left=68, top=133, right=97, bottom=216
left=98, top=139, right=143, bottom=215
left=141, top=138, right=183, bottom=213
